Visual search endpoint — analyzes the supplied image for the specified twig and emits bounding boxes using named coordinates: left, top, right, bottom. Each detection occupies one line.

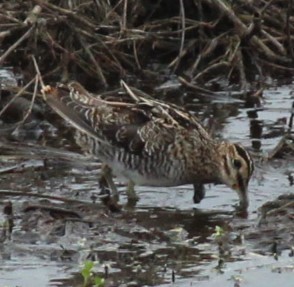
left=120, top=80, right=140, bottom=101
left=0, top=190, right=101, bottom=207
left=170, top=39, right=197, bottom=70
left=212, top=0, right=287, bottom=62
left=0, top=25, right=34, bottom=65
left=122, top=0, right=128, bottom=31
left=260, top=0, right=276, bottom=14
left=0, top=12, right=23, bottom=24
left=261, top=29, right=286, bottom=55
left=235, top=49, right=248, bottom=91
left=32, top=55, right=46, bottom=90
left=286, top=0, right=294, bottom=59
left=178, top=76, right=216, bottom=96
left=179, top=0, right=186, bottom=59
left=73, top=28, right=107, bottom=87
left=24, top=5, right=42, bottom=25
left=16, top=76, right=39, bottom=126
left=188, top=54, right=202, bottom=76
left=0, top=141, right=101, bottom=165
left=1, top=0, right=294, bottom=89
left=23, top=204, right=81, bottom=218
left=267, top=135, right=294, bottom=159
left=33, top=0, right=97, bottom=30
left=267, top=101, right=294, bottom=159
left=133, top=40, right=142, bottom=70
left=193, top=61, right=230, bottom=81
left=260, top=59, right=294, bottom=72
left=0, top=78, right=36, bottom=118
left=169, top=0, right=186, bottom=70
left=0, top=164, right=25, bottom=175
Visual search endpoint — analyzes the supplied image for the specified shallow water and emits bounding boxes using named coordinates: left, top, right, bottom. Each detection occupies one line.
left=0, top=78, right=293, bottom=286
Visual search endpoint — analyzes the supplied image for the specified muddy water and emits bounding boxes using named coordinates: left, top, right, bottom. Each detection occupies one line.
left=0, top=78, right=293, bottom=286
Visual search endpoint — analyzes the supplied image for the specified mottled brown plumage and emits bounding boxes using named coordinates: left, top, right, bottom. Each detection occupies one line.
left=42, top=81, right=254, bottom=209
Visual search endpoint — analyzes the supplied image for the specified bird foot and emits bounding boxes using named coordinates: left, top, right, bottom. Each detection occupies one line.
left=98, top=164, right=121, bottom=212
left=126, top=180, right=139, bottom=202
left=193, top=184, right=205, bottom=204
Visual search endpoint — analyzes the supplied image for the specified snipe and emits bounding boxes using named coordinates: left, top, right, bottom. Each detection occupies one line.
left=41, top=81, right=254, bottom=209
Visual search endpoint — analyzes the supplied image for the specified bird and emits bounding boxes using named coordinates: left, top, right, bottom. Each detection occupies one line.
left=41, top=81, right=254, bottom=210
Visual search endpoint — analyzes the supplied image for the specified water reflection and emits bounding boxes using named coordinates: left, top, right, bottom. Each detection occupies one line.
left=0, top=72, right=293, bottom=286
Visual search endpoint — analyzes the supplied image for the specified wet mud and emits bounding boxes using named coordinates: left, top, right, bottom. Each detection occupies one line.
left=0, top=70, right=293, bottom=286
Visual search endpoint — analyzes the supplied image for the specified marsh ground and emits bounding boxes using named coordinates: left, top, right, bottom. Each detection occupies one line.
left=0, top=70, right=293, bottom=286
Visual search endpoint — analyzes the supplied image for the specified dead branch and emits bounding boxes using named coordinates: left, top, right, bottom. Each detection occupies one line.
left=0, top=25, right=34, bottom=65
left=0, top=0, right=293, bottom=89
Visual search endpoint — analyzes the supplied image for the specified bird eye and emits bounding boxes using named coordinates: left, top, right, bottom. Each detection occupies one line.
left=233, top=159, right=242, bottom=169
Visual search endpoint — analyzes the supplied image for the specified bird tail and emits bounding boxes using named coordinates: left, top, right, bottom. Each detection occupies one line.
left=41, top=82, right=111, bottom=145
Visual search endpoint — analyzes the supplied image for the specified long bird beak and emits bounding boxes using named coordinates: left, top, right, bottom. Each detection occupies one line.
left=233, top=183, right=249, bottom=209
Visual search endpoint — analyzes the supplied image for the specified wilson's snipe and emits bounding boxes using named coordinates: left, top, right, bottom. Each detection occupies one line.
left=41, top=81, right=254, bottom=209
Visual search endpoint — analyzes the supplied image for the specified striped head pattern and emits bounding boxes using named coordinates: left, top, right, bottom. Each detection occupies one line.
left=219, top=142, right=254, bottom=209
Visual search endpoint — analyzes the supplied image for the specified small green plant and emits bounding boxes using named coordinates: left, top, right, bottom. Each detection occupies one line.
left=213, top=225, right=225, bottom=239
left=81, top=260, right=105, bottom=287
left=212, top=225, right=228, bottom=273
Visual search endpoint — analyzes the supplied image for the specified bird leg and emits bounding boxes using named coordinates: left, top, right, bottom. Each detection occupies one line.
left=126, top=180, right=139, bottom=202
left=99, top=164, right=120, bottom=211
left=124, top=180, right=139, bottom=209
left=193, top=183, right=205, bottom=204
left=99, top=164, right=119, bottom=199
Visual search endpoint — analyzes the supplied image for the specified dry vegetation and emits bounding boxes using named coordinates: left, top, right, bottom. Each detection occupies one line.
left=1, top=0, right=294, bottom=91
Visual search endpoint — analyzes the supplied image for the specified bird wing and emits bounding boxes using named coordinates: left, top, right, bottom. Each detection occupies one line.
left=42, top=81, right=209, bottom=156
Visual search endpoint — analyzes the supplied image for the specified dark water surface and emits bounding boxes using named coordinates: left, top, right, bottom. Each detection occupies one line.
left=0, top=72, right=293, bottom=286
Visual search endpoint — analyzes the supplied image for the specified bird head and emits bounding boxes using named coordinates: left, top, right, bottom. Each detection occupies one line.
left=218, top=142, right=254, bottom=209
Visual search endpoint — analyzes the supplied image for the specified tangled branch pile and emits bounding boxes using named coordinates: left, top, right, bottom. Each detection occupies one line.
left=1, top=0, right=294, bottom=90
